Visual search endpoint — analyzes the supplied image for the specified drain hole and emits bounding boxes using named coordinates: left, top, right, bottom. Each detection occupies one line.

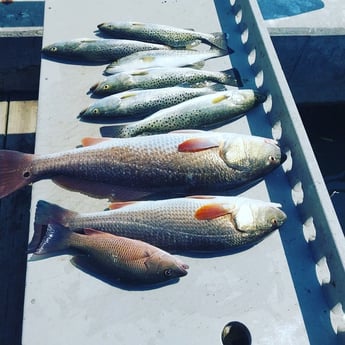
left=221, top=321, right=251, bottom=345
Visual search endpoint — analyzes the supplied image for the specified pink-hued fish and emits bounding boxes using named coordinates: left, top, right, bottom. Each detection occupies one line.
left=33, top=224, right=189, bottom=284
left=31, top=196, right=287, bottom=252
left=0, top=130, right=285, bottom=201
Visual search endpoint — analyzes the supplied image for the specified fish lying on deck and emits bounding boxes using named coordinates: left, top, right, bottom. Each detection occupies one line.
left=0, top=130, right=285, bottom=201
left=42, top=38, right=170, bottom=63
left=30, top=196, right=287, bottom=252
left=90, top=67, right=242, bottom=96
left=104, top=48, right=228, bottom=74
left=79, top=84, right=228, bottom=120
left=32, top=224, right=189, bottom=284
left=99, top=89, right=266, bottom=137
left=97, top=21, right=231, bottom=51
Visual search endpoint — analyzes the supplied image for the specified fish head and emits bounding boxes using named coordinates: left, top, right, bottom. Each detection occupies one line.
left=144, top=252, right=189, bottom=282
left=79, top=97, right=122, bottom=118
left=220, top=135, right=286, bottom=175
left=91, top=74, right=134, bottom=96
left=233, top=200, right=287, bottom=236
left=42, top=39, right=84, bottom=59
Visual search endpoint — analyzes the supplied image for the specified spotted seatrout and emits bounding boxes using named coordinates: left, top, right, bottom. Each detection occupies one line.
left=97, top=21, right=231, bottom=51
left=32, top=224, right=189, bottom=284
left=31, top=196, right=287, bottom=252
left=79, top=84, right=227, bottom=120
left=90, top=67, right=242, bottom=96
left=0, top=130, right=285, bottom=201
left=105, top=48, right=228, bottom=74
left=100, top=89, right=267, bottom=137
left=41, top=38, right=170, bottom=63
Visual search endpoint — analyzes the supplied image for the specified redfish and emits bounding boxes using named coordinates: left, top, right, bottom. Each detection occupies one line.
left=0, top=130, right=285, bottom=201
left=32, top=224, right=189, bottom=284
left=31, top=196, right=287, bottom=252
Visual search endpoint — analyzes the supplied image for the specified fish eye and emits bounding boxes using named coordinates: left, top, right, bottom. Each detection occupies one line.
left=271, top=218, right=278, bottom=226
left=50, top=46, right=58, bottom=52
left=103, top=84, right=110, bottom=90
left=164, top=268, right=173, bottom=277
left=268, top=155, right=276, bottom=162
left=92, top=108, right=100, bottom=115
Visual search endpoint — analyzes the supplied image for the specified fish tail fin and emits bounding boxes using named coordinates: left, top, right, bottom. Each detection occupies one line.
left=208, top=32, right=234, bottom=54
left=0, top=150, right=35, bottom=199
left=34, top=200, right=78, bottom=227
left=100, top=124, right=128, bottom=138
left=220, top=68, right=243, bottom=87
left=34, top=223, right=74, bottom=255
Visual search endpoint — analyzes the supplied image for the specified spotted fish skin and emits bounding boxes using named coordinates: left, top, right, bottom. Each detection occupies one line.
left=32, top=196, right=287, bottom=252
left=33, top=224, right=189, bottom=284
left=90, top=67, right=241, bottom=96
left=79, top=85, right=227, bottom=120
left=0, top=130, right=285, bottom=201
left=101, top=89, right=267, bottom=137
left=105, top=48, right=228, bottom=74
left=97, top=21, right=230, bottom=51
left=41, top=38, right=170, bottom=63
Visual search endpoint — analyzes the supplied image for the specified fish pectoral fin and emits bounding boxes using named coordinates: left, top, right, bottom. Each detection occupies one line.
left=212, top=94, right=229, bottom=104
left=140, top=56, right=156, bottom=62
left=178, top=137, right=219, bottom=152
left=130, top=70, right=149, bottom=76
left=52, top=176, right=153, bottom=201
left=194, top=203, right=233, bottom=220
left=81, top=137, right=113, bottom=147
left=120, top=92, right=138, bottom=100
left=108, top=201, right=139, bottom=210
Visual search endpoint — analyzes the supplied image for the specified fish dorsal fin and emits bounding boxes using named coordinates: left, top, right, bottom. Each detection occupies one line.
left=178, top=137, right=219, bottom=152
left=108, top=201, right=138, bottom=210
left=194, top=203, right=232, bottom=220
left=212, top=94, right=229, bottom=104
left=120, top=92, right=137, bottom=100
left=130, top=70, right=149, bottom=76
left=83, top=228, right=113, bottom=237
left=141, top=56, right=155, bottom=62
left=81, top=137, right=112, bottom=147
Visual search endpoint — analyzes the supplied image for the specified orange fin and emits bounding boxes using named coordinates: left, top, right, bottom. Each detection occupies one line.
left=178, top=138, right=219, bottom=152
left=108, top=201, right=138, bottom=210
left=195, top=203, right=230, bottom=220
left=81, top=137, right=112, bottom=147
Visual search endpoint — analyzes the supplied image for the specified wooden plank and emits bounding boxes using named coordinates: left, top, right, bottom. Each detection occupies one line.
left=0, top=101, right=8, bottom=149
left=0, top=100, right=37, bottom=345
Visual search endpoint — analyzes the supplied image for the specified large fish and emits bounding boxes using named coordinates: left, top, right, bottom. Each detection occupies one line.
left=79, top=84, right=227, bottom=120
left=0, top=130, right=285, bottom=201
left=105, top=48, right=228, bottom=74
left=32, top=224, right=189, bottom=284
left=97, top=21, right=230, bottom=51
left=31, top=196, right=287, bottom=252
left=41, top=38, right=170, bottom=63
left=90, top=67, right=242, bottom=96
left=100, top=89, right=266, bottom=137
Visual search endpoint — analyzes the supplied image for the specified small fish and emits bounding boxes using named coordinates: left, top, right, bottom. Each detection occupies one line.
left=79, top=84, right=227, bottom=120
left=105, top=48, right=228, bottom=74
left=0, top=130, right=285, bottom=201
left=90, top=67, right=242, bottom=96
left=32, top=224, right=189, bottom=284
left=97, top=21, right=231, bottom=51
left=30, top=196, right=287, bottom=252
left=100, top=89, right=266, bottom=137
left=42, top=38, right=170, bottom=63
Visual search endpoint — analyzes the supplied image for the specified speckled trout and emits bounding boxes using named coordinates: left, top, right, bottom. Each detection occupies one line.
left=90, top=67, right=242, bottom=96
left=0, top=130, right=285, bottom=201
left=105, top=48, right=228, bottom=74
left=100, top=89, right=266, bottom=137
left=97, top=21, right=231, bottom=51
left=79, top=84, right=227, bottom=120
left=31, top=196, right=287, bottom=252
left=42, top=38, right=170, bottom=63
left=32, top=224, right=189, bottom=284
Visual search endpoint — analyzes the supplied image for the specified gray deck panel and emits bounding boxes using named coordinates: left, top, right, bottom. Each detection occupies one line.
left=21, top=1, right=345, bottom=344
